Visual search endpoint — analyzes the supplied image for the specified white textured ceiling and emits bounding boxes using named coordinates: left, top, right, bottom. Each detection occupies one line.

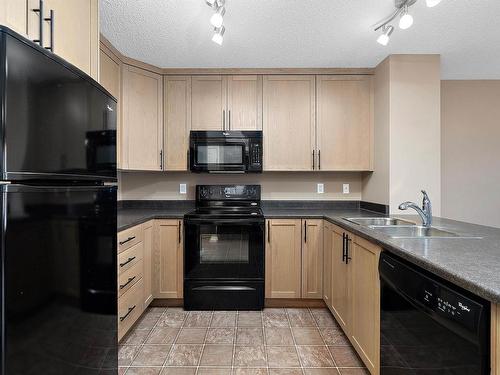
left=100, top=0, right=500, bottom=79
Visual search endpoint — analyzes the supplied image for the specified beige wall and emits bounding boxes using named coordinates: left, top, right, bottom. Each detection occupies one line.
left=362, top=55, right=442, bottom=215
left=441, top=80, right=500, bottom=228
left=119, top=172, right=362, bottom=201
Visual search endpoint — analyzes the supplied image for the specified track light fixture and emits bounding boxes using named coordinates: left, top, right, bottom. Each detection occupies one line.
left=373, top=0, right=443, bottom=45
left=206, top=0, right=227, bottom=44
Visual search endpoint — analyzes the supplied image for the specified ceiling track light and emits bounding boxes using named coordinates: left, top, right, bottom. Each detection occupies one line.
left=372, top=0, right=442, bottom=45
left=206, top=0, right=227, bottom=44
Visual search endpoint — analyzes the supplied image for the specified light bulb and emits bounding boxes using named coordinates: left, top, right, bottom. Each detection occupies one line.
left=212, top=26, right=225, bottom=45
left=210, top=6, right=225, bottom=28
left=399, top=7, right=414, bottom=30
left=377, top=25, right=394, bottom=46
left=426, top=0, right=442, bottom=7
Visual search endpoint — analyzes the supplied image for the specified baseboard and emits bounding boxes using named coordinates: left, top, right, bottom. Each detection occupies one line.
left=151, top=298, right=184, bottom=307
left=265, top=298, right=326, bottom=308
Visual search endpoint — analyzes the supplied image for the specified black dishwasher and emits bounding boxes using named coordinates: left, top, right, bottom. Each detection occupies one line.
left=379, top=252, right=490, bottom=374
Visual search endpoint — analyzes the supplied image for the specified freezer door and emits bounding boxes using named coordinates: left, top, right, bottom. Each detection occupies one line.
left=0, top=28, right=117, bottom=181
left=0, top=184, right=117, bottom=374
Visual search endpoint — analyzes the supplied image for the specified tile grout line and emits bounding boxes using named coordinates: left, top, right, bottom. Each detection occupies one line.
left=161, top=307, right=188, bottom=371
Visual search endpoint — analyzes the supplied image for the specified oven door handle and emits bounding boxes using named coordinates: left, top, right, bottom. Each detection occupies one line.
left=184, top=218, right=265, bottom=224
left=192, top=286, right=257, bottom=291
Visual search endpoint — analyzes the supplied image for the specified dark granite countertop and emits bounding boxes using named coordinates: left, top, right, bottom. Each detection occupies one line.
left=118, top=203, right=500, bottom=304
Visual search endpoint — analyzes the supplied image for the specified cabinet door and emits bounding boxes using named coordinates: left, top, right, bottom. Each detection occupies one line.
left=99, top=45, right=122, bottom=167
left=493, top=304, right=499, bottom=375
left=122, top=65, right=163, bottom=171
left=350, top=236, right=381, bottom=374
left=265, top=219, right=302, bottom=299
left=263, top=75, right=316, bottom=171
left=330, top=225, right=350, bottom=332
left=191, top=75, right=226, bottom=130
left=153, top=220, right=183, bottom=299
left=0, top=0, right=28, bottom=36
left=227, top=75, right=262, bottom=130
left=322, top=222, right=333, bottom=307
left=43, top=0, right=99, bottom=79
left=302, top=219, right=323, bottom=299
left=143, top=221, right=154, bottom=308
left=164, top=76, right=191, bottom=170
left=316, top=75, right=373, bottom=171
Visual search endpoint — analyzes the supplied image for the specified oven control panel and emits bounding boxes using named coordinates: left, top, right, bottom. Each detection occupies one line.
left=197, top=185, right=261, bottom=201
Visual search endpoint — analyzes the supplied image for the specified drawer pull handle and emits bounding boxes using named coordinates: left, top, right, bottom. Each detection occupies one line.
left=119, top=305, right=136, bottom=322
left=119, top=236, right=136, bottom=246
left=119, top=256, right=136, bottom=268
left=120, top=276, right=136, bottom=290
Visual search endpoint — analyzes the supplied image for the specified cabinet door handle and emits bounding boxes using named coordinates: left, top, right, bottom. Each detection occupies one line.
left=119, top=236, right=136, bottom=246
left=318, top=150, right=321, bottom=170
left=160, top=150, right=163, bottom=170
left=312, top=150, right=315, bottom=170
left=119, top=256, right=136, bottom=268
left=223, top=110, right=226, bottom=130
left=178, top=221, right=182, bottom=244
left=346, top=235, right=352, bottom=264
left=32, top=0, right=44, bottom=46
left=304, top=221, right=307, bottom=243
left=342, top=233, right=346, bottom=262
left=267, top=221, right=270, bottom=243
left=119, top=305, right=136, bottom=322
left=119, top=276, right=136, bottom=290
left=44, top=9, right=54, bottom=52
left=229, top=110, right=231, bottom=130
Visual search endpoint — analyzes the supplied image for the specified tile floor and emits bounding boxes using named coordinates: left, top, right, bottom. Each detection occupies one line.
left=119, top=307, right=368, bottom=375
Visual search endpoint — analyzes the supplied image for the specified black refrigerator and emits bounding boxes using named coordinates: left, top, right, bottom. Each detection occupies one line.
left=0, top=27, right=118, bottom=374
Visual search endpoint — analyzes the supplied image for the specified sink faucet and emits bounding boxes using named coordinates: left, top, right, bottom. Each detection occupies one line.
left=398, top=190, right=433, bottom=227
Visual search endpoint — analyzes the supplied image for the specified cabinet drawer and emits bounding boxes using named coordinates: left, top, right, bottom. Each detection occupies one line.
left=118, top=225, right=143, bottom=253
left=118, top=259, right=143, bottom=297
left=118, top=278, right=144, bottom=341
left=118, top=241, right=143, bottom=275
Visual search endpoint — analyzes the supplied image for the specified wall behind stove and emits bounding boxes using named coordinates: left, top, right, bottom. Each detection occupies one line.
left=118, top=172, right=362, bottom=201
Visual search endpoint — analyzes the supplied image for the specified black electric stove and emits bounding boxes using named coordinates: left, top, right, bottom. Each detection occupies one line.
left=183, top=185, right=265, bottom=310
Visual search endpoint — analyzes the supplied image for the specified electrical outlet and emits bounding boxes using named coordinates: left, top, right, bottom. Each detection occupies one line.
left=180, top=184, right=187, bottom=194
left=343, top=184, right=350, bottom=194
left=317, top=183, right=324, bottom=194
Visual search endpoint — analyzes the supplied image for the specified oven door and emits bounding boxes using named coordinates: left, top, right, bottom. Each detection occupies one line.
left=190, top=138, right=249, bottom=172
left=184, top=218, right=264, bottom=280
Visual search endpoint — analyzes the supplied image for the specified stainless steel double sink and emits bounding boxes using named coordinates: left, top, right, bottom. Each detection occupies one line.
left=343, top=217, right=463, bottom=238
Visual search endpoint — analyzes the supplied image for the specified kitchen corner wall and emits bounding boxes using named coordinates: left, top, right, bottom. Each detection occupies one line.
left=362, top=54, right=442, bottom=215
left=118, top=172, right=362, bottom=201
left=441, top=80, right=500, bottom=228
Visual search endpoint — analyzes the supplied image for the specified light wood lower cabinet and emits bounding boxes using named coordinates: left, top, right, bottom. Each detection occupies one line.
left=322, top=222, right=333, bottom=306
left=265, top=218, right=323, bottom=299
left=326, top=223, right=381, bottom=375
left=265, top=219, right=302, bottom=298
left=493, top=304, right=499, bottom=375
left=302, top=219, right=323, bottom=299
left=143, top=221, right=154, bottom=307
left=153, top=220, right=183, bottom=299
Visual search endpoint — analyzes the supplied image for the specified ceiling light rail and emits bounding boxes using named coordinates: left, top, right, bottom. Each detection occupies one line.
left=206, top=0, right=227, bottom=45
left=374, top=0, right=442, bottom=45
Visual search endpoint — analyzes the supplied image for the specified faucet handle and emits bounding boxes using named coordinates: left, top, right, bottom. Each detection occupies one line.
left=421, top=190, right=430, bottom=202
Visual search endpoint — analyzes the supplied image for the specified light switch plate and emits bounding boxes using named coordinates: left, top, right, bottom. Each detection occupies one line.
left=180, top=184, right=187, bottom=194
left=317, top=183, right=324, bottom=194
left=343, top=184, right=350, bottom=194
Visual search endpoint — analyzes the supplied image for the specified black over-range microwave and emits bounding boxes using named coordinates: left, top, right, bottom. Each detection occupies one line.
left=189, top=131, right=263, bottom=173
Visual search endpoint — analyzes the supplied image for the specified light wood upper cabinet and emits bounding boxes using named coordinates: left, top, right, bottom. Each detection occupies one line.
left=323, top=222, right=333, bottom=307
left=143, top=221, right=154, bottom=308
left=302, top=219, right=323, bottom=299
left=153, top=220, right=183, bottom=299
left=263, top=75, right=316, bottom=171
left=0, top=0, right=28, bottom=36
left=121, top=65, right=163, bottom=171
left=164, top=76, right=191, bottom=170
left=227, top=75, right=262, bottom=130
left=191, top=75, right=226, bottom=131
left=350, top=236, right=381, bottom=374
left=42, top=0, right=99, bottom=79
left=330, top=225, right=351, bottom=332
left=316, top=75, right=373, bottom=171
left=265, top=219, right=302, bottom=299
